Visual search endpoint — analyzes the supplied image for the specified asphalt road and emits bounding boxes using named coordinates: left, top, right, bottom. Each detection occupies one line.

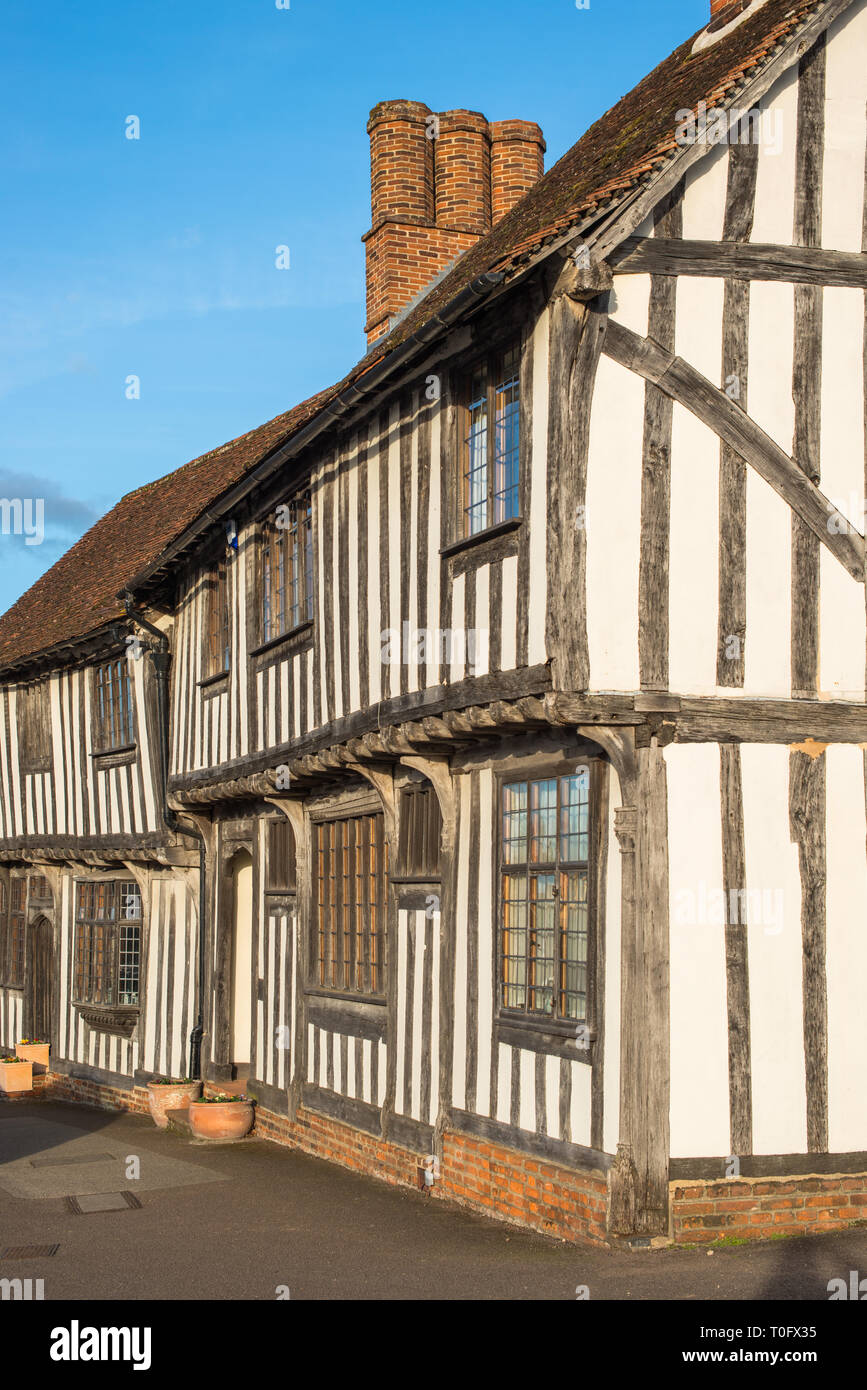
left=1, top=1099, right=865, bottom=1301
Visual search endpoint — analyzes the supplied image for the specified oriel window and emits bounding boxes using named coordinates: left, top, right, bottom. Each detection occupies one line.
left=73, top=879, right=142, bottom=1007
left=499, top=770, right=591, bottom=1023
left=460, top=343, right=521, bottom=538
left=262, top=495, right=313, bottom=644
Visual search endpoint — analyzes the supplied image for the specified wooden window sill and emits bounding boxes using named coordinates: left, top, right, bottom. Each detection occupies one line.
left=91, top=745, right=137, bottom=770
left=250, top=620, right=314, bottom=661
left=496, top=1013, right=596, bottom=1063
left=441, top=515, right=522, bottom=560
left=198, top=669, right=230, bottom=691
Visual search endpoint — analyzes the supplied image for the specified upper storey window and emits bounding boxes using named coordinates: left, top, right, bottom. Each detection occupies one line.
left=94, top=659, right=134, bottom=751
left=460, top=343, right=521, bottom=538
left=205, top=559, right=230, bottom=677
left=262, top=494, right=313, bottom=644
left=19, top=681, right=51, bottom=773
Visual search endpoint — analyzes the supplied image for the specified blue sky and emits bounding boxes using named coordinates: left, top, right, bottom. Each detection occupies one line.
left=0, top=0, right=711, bottom=613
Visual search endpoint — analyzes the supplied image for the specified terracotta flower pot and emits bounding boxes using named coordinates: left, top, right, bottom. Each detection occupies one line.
left=16, top=1042, right=49, bottom=1069
left=0, top=1059, right=33, bottom=1093
left=188, top=1098, right=254, bottom=1141
left=147, top=1080, right=203, bottom=1128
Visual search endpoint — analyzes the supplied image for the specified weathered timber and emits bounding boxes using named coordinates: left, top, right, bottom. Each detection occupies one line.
left=603, top=319, right=865, bottom=581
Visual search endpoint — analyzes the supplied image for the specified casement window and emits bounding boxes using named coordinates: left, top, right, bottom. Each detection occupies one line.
left=205, top=559, right=231, bottom=676
left=73, top=880, right=142, bottom=1007
left=460, top=342, right=521, bottom=538
left=397, top=785, right=442, bottom=877
left=265, top=816, right=296, bottom=894
left=314, top=813, right=387, bottom=996
left=19, top=682, right=51, bottom=772
left=499, top=769, right=591, bottom=1023
left=262, top=495, right=313, bottom=644
left=0, top=879, right=25, bottom=989
left=94, top=659, right=135, bottom=751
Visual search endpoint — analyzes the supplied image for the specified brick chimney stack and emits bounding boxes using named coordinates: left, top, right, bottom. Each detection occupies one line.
left=363, top=100, right=545, bottom=346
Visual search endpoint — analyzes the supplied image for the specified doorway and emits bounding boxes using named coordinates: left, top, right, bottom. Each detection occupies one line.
left=28, top=915, right=54, bottom=1046
left=230, top=850, right=254, bottom=1082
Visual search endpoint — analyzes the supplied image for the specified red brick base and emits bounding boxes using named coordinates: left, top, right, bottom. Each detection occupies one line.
left=10, top=1071, right=867, bottom=1248
left=254, top=1104, right=610, bottom=1246
left=0, top=1069, right=149, bottom=1116
left=671, top=1174, right=867, bottom=1243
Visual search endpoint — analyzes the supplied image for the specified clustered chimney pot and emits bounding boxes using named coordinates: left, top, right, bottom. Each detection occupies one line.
left=363, top=99, right=545, bottom=345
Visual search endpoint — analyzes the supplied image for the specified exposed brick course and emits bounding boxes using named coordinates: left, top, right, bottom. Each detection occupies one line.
left=671, top=1173, right=867, bottom=1243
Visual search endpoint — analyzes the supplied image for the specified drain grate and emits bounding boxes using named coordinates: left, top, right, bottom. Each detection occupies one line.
left=66, top=1192, right=142, bottom=1214
left=1, top=1244, right=60, bottom=1258
left=31, top=1152, right=116, bottom=1169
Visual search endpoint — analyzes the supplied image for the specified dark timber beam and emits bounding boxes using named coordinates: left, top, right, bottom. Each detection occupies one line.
left=603, top=319, right=866, bottom=582
left=610, top=236, right=867, bottom=289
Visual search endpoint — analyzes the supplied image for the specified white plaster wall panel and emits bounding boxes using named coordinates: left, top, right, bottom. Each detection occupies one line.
left=667, top=744, right=730, bottom=1158
left=680, top=141, right=730, bottom=241
left=825, top=744, right=867, bottom=1152
left=741, top=744, right=807, bottom=1154
left=749, top=65, right=799, bottom=245
left=586, top=355, right=643, bottom=691
left=821, top=0, right=867, bottom=253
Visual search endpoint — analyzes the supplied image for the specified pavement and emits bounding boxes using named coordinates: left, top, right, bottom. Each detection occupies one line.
left=1, top=1099, right=866, bottom=1301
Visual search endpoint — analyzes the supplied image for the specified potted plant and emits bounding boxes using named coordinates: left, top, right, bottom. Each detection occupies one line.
left=0, top=1055, right=33, bottom=1093
left=188, top=1092, right=254, bottom=1140
left=16, top=1038, right=49, bottom=1069
left=146, top=1077, right=203, bottom=1128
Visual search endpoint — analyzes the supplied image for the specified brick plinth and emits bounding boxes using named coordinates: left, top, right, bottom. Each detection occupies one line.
left=0, top=1068, right=150, bottom=1115
left=252, top=1104, right=608, bottom=1244
left=672, top=1174, right=867, bottom=1243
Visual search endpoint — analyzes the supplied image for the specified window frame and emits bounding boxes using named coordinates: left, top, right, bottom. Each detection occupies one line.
left=456, top=341, right=522, bottom=542
left=204, top=558, right=231, bottom=678
left=309, top=808, right=388, bottom=1001
left=0, top=877, right=26, bottom=989
left=261, top=493, right=314, bottom=648
left=72, top=879, right=143, bottom=1008
left=93, top=658, right=135, bottom=753
left=264, top=815, right=296, bottom=896
left=18, top=681, right=52, bottom=773
left=396, top=784, right=442, bottom=880
left=494, top=757, right=603, bottom=1044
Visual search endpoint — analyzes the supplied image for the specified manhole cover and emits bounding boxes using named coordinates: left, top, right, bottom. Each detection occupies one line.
left=31, top=1152, right=116, bottom=1168
left=66, top=1192, right=142, bottom=1214
left=1, top=1244, right=60, bottom=1258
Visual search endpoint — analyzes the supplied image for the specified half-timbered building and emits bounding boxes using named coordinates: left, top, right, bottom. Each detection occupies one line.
left=3, top=0, right=867, bottom=1246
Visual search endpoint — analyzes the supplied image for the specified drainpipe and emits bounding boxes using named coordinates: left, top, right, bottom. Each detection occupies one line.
left=121, top=594, right=207, bottom=1080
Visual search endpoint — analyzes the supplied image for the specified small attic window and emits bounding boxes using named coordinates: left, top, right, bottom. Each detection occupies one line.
left=692, top=0, right=772, bottom=55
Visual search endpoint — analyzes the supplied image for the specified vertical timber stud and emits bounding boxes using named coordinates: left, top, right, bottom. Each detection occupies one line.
left=609, top=735, right=671, bottom=1236
left=789, top=749, right=828, bottom=1153
left=791, top=34, right=825, bottom=699
left=639, top=185, right=681, bottom=692
left=545, top=282, right=607, bottom=692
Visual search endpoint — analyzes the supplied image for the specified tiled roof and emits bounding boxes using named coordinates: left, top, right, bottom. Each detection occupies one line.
left=0, top=0, right=831, bottom=673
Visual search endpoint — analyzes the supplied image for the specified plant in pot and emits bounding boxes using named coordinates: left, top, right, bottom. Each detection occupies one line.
left=0, top=1055, right=33, bottom=1093
left=188, top=1091, right=254, bottom=1141
left=16, top=1038, right=49, bottom=1069
left=146, top=1076, right=203, bottom=1129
